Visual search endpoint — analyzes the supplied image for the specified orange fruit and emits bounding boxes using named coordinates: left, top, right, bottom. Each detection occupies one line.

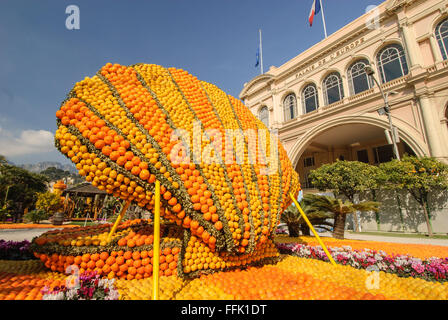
left=132, top=251, right=140, bottom=260
left=90, top=253, right=100, bottom=262
left=106, top=256, right=115, bottom=266
left=116, top=256, right=125, bottom=265
left=128, top=267, right=137, bottom=275
left=81, top=254, right=91, bottom=263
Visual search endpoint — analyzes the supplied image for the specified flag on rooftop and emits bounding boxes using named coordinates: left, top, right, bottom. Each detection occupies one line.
left=308, top=0, right=321, bottom=27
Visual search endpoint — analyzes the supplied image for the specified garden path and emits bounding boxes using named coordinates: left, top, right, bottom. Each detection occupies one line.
left=0, top=228, right=59, bottom=241
left=318, top=232, right=448, bottom=247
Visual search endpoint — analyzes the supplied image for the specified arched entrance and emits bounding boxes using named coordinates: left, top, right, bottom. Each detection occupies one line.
left=287, top=116, right=427, bottom=189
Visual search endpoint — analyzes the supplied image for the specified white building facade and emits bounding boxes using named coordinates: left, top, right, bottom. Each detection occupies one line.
left=240, top=0, right=448, bottom=233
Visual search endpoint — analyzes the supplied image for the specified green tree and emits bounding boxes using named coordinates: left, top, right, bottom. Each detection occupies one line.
left=40, top=166, right=83, bottom=185
left=40, top=167, right=70, bottom=181
left=0, top=164, right=48, bottom=212
left=309, top=160, right=380, bottom=232
left=378, top=156, right=448, bottom=237
left=305, top=194, right=379, bottom=239
left=35, top=191, right=63, bottom=215
left=281, top=194, right=333, bottom=237
left=0, top=155, right=7, bottom=166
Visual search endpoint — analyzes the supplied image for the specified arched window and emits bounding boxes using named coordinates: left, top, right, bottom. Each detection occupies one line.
left=302, top=84, right=319, bottom=114
left=323, top=72, right=344, bottom=105
left=435, top=19, right=448, bottom=60
left=348, top=59, right=373, bottom=95
left=283, top=93, right=297, bottom=121
left=258, top=106, right=269, bottom=127
left=377, top=44, right=409, bottom=83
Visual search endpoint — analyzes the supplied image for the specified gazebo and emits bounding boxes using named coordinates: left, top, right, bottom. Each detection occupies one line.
left=62, top=183, right=108, bottom=221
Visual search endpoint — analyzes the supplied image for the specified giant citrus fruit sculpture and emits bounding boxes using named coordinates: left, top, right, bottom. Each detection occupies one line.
left=31, top=63, right=300, bottom=279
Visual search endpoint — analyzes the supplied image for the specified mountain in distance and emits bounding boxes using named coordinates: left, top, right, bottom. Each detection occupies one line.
left=18, top=161, right=77, bottom=174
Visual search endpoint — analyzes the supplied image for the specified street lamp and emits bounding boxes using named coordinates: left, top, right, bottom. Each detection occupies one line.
left=365, top=65, right=401, bottom=160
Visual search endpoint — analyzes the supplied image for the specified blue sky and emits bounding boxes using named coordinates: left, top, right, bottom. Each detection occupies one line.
left=0, top=0, right=383, bottom=165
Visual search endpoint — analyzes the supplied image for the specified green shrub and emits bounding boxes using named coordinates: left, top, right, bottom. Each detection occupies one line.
left=0, top=207, right=11, bottom=222
left=24, top=209, right=48, bottom=224
left=35, top=192, right=63, bottom=215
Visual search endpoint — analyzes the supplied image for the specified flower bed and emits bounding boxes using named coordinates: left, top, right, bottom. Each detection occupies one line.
left=1, top=256, right=447, bottom=300
left=115, top=255, right=448, bottom=300
left=277, top=242, right=448, bottom=282
left=290, top=236, right=448, bottom=259
left=0, top=240, right=36, bottom=260
left=42, top=270, right=119, bottom=300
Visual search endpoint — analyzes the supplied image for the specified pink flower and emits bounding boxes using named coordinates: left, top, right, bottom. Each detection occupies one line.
left=411, top=263, right=425, bottom=274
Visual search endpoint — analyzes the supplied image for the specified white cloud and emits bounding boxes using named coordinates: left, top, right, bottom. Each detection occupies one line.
left=0, top=128, right=54, bottom=157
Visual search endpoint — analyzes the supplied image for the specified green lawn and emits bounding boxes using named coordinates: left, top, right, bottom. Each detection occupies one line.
left=67, top=221, right=98, bottom=227
left=347, top=231, right=448, bottom=240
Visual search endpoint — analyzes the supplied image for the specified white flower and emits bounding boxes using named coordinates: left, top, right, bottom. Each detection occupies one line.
left=105, top=289, right=120, bottom=300
left=43, top=291, right=66, bottom=300
left=410, top=257, right=422, bottom=264
left=377, top=262, right=387, bottom=270
left=65, top=288, right=78, bottom=300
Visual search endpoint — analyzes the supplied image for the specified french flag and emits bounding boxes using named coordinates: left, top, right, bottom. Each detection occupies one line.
left=309, top=0, right=321, bottom=27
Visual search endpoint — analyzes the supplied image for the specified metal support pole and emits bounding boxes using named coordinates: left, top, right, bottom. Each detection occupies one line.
left=152, top=180, right=161, bottom=300
left=289, top=193, right=337, bottom=266
left=386, top=106, right=401, bottom=161
left=369, top=75, right=401, bottom=160
left=259, top=29, right=264, bottom=74
left=107, top=200, right=131, bottom=242
left=319, top=0, right=328, bottom=38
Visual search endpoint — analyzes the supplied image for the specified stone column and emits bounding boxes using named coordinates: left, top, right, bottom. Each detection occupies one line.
left=271, top=92, right=283, bottom=124
left=317, top=85, right=326, bottom=108
left=400, top=21, right=422, bottom=69
left=341, top=75, right=350, bottom=100
left=418, top=94, right=444, bottom=158
left=429, top=34, right=444, bottom=63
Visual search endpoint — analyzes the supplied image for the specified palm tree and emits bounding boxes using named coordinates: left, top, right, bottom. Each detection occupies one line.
left=281, top=195, right=333, bottom=237
left=305, top=194, right=379, bottom=240
left=280, top=206, right=301, bottom=237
